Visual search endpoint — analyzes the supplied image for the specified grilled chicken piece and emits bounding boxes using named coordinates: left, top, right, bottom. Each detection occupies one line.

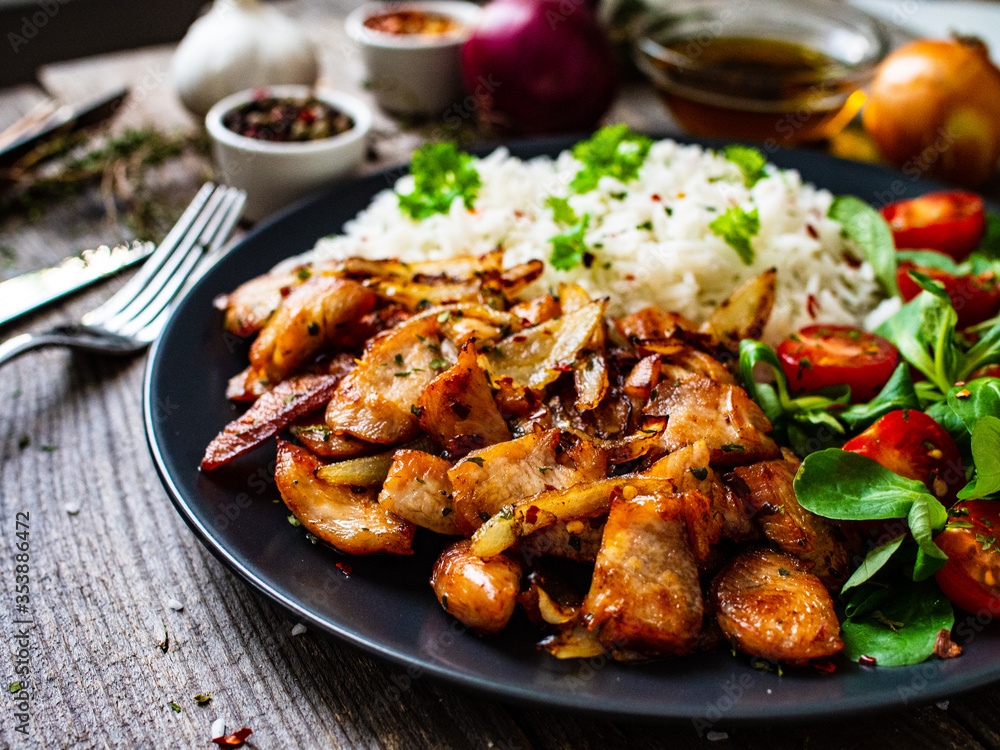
left=615, top=307, right=718, bottom=356
left=521, top=517, right=605, bottom=563
left=417, top=342, right=510, bottom=458
left=623, top=355, right=661, bottom=401
left=644, top=377, right=780, bottom=467
left=202, top=373, right=343, bottom=470
left=325, top=317, right=443, bottom=444
left=646, top=441, right=757, bottom=542
left=275, top=441, right=414, bottom=555
left=711, top=547, right=843, bottom=664
left=449, top=429, right=606, bottom=535
left=377, top=450, right=461, bottom=535
left=660, top=345, right=737, bottom=386
left=290, top=421, right=380, bottom=459
left=215, top=267, right=309, bottom=337
left=728, top=456, right=851, bottom=590
left=249, top=277, right=377, bottom=386
left=430, top=540, right=521, bottom=635
left=583, top=493, right=703, bottom=657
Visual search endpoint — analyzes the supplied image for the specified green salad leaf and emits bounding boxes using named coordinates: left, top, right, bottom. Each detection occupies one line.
left=570, top=125, right=652, bottom=193
left=397, top=143, right=481, bottom=220
left=876, top=288, right=959, bottom=394
left=841, top=534, right=905, bottom=592
left=840, top=579, right=954, bottom=666
left=710, top=206, right=759, bottom=265
left=723, top=145, right=767, bottom=187
left=837, top=364, right=921, bottom=432
left=829, top=195, right=898, bottom=295
left=957, top=416, right=1000, bottom=499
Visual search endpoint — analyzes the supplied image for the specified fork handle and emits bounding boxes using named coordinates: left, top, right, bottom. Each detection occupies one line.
left=0, top=326, right=139, bottom=367
left=0, top=332, right=51, bottom=367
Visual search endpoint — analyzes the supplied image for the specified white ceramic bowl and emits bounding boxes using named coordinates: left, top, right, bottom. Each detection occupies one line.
left=206, top=85, right=372, bottom=222
left=346, top=1, right=481, bottom=116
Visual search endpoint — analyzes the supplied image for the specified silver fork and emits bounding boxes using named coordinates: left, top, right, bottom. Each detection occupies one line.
left=0, top=183, right=246, bottom=367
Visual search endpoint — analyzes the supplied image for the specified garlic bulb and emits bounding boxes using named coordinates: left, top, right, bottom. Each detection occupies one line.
left=171, top=0, right=320, bottom=117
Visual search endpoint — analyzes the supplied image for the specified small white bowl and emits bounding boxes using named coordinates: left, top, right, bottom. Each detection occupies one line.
left=346, top=1, right=481, bottom=116
left=206, top=85, right=372, bottom=222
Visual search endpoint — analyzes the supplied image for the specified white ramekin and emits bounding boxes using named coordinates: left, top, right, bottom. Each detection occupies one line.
left=206, top=85, right=373, bottom=222
left=345, top=1, right=481, bottom=116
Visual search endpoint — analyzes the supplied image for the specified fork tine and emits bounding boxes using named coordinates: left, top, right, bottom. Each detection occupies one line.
left=83, top=183, right=216, bottom=326
left=120, top=188, right=247, bottom=340
left=99, top=186, right=230, bottom=331
left=135, top=190, right=247, bottom=343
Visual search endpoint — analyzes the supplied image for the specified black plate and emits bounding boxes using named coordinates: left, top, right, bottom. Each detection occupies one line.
left=144, top=136, right=1000, bottom=723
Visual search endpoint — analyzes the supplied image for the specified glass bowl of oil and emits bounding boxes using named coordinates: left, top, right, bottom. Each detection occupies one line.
left=635, top=0, right=891, bottom=145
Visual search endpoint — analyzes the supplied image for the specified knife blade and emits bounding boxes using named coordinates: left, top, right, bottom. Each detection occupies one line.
left=0, top=241, right=154, bottom=327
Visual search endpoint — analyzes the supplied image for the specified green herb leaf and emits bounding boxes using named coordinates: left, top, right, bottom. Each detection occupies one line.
left=287, top=515, right=301, bottom=527
left=549, top=215, right=591, bottom=271
left=397, top=143, right=481, bottom=219
left=840, top=579, right=953, bottom=666
left=428, top=357, right=448, bottom=370
left=169, top=701, right=181, bottom=713
left=841, top=534, right=905, bottom=592
left=193, top=693, right=212, bottom=705
left=723, top=144, right=767, bottom=187
left=546, top=195, right=578, bottom=225
left=958, top=416, right=1000, bottom=499
left=464, top=457, right=485, bottom=467
left=570, top=125, right=652, bottom=193
left=979, top=211, right=1000, bottom=258
left=9, top=681, right=21, bottom=693
left=907, top=494, right=949, bottom=581
left=896, top=250, right=961, bottom=275
left=709, top=206, right=759, bottom=265
left=829, top=195, right=898, bottom=295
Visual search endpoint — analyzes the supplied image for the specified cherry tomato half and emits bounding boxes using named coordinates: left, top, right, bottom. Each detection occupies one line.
left=882, top=191, right=986, bottom=261
left=841, top=409, right=966, bottom=501
left=776, top=325, right=899, bottom=403
left=897, top=260, right=1000, bottom=329
left=935, top=500, right=1000, bottom=614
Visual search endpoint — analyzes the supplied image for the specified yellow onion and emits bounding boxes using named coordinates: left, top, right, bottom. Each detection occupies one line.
left=863, top=37, right=1000, bottom=186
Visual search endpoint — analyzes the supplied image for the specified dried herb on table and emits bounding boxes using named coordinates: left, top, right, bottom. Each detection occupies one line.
left=0, top=127, right=211, bottom=243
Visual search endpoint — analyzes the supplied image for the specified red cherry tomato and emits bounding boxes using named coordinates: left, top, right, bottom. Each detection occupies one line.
left=897, top=260, right=1000, bottom=329
left=776, top=325, right=899, bottom=403
left=841, top=409, right=966, bottom=501
left=881, top=192, right=987, bottom=261
left=969, top=364, right=1000, bottom=379
left=934, top=500, right=1000, bottom=614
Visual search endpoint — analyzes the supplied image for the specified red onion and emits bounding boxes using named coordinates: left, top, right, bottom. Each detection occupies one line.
left=460, top=0, right=619, bottom=134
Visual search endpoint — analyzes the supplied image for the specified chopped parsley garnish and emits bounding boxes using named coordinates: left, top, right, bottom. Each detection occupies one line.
left=437, top=311, right=452, bottom=323
left=549, top=215, right=591, bottom=271
left=723, top=145, right=767, bottom=187
left=9, top=682, right=21, bottom=693
left=778, top=568, right=790, bottom=576
left=169, top=701, right=181, bottom=713
left=287, top=515, right=301, bottom=527
left=306, top=321, right=320, bottom=336
left=720, top=443, right=746, bottom=452
left=394, top=371, right=411, bottom=377
left=394, top=353, right=404, bottom=366
left=397, top=143, right=481, bottom=219
left=428, top=357, right=448, bottom=370
left=18, top=434, right=29, bottom=450
left=690, top=467, right=709, bottom=481
left=546, top=196, right=578, bottom=225
left=570, top=124, right=653, bottom=193
left=296, top=267, right=312, bottom=281
left=636, top=220, right=653, bottom=231
left=194, top=693, right=212, bottom=705
left=465, top=457, right=485, bottom=467
left=709, top=206, right=759, bottom=265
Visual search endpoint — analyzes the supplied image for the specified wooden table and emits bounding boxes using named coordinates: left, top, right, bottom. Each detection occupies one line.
left=3, top=4, right=1000, bottom=748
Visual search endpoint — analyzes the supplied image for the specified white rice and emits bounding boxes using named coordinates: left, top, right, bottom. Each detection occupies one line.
left=301, top=138, right=884, bottom=344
